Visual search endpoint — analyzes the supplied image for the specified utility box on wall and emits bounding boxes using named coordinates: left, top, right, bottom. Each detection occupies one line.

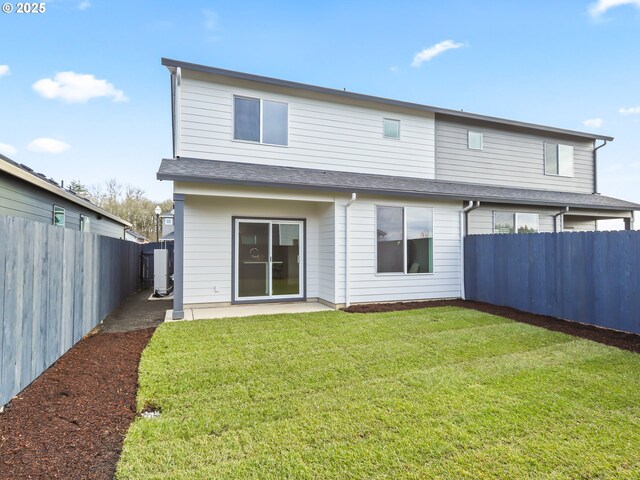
left=154, top=248, right=170, bottom=295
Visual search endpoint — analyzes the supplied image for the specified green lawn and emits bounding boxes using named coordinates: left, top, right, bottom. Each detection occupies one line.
left=116, top=307, right=640, bottom=479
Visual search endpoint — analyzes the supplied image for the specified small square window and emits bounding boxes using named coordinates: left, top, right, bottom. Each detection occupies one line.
left=164, top=218, right=173, bottom=225
left=468, top=131, right=483, bottom=150
left=383, top=118, right=400, bottom=139
left=53, top=206, right=65, bottom=227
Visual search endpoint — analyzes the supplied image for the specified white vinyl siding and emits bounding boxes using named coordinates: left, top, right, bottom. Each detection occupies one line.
left=182, top=195, right=325, bottom=306
left=436, top=119, right=594, bottom=193
left=179, top=71, right=435, bottom=178
left=335, top=196, right=461, bottom=305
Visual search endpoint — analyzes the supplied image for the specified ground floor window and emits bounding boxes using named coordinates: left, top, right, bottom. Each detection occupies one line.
left=493, top=211, right=540, bottom=234
left=376, top=206, right=433, bottom=274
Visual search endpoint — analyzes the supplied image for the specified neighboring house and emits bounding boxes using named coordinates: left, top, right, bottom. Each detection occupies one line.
left=125, top=229, right=149, bottom=244
left=0, top=154, right=131, bottom=238
left=156, top=58, right=640, bottom=318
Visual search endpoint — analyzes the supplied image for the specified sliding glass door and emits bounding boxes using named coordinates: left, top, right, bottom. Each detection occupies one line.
left=235, top=219, right=304, bottom=301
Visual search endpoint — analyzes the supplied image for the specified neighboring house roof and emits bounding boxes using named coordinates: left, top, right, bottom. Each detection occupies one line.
left=125, top=229, right=149, bottom=242
left=0, top=154, right=132, bottom=227
left=160, top=231, right=175, bottom=242
left=157, top=157, right=640, bottom=211
left=162, top=58, right=613, bottom=142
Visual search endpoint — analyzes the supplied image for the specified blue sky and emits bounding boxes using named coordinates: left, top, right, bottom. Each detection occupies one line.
left=1, top=0, right=639, bottom=205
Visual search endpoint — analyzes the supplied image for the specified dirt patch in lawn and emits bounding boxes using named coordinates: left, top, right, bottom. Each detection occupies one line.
left=0, top=327, right=154, bottom=479
left=344, top=300, right=640, bottom=354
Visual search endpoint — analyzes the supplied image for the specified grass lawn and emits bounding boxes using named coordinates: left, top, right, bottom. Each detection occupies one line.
left=116, top=307, right=640, bottom=479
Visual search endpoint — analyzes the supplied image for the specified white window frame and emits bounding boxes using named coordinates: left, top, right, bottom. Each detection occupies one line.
left=79, top=214, right=90, bottom=232
left=468, top=130, right=484, bottom=150
left=383, top=118, right=401, bottom=139
left=515, top=212, right=540, bottom=233
left=492, top=211, right=540, bottom=234
left=232, top=95, right=289, bottom=147
left=164, top=218, right=173, bottom=225
left=53, top=205, right=65, bottom=228
left=544, top=142, right=574, bottom=177
left=375, top=205, right=434, bottom=275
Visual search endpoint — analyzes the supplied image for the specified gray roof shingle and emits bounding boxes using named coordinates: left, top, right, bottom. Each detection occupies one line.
left=157, top=157, right=640, bottom=211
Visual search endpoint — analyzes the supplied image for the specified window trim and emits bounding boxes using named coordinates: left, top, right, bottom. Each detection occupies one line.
left=383, top=118, right=401, bottom=140
left=467, top=130, right=483, bottom=150
left=232, top=95, right=289, bottom=147
left=492, top=211, right=540, bottom=234
left=53, top=205, right=65, bottom=228
left=79, top=214, right=90, bottom=232
left=544, top=141, right=574, bottom=177
left=374, top=204, right=434, bottom=275
left=515, top=212, right=540, bottom=233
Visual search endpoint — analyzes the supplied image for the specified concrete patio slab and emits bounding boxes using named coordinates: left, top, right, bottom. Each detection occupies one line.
left=165, top=302, right=335, bottom=322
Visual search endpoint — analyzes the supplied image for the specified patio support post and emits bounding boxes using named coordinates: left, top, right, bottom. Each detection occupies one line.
left=172, top=193, right=185, bottom=319
left=345, top=193, right=357, bottom=308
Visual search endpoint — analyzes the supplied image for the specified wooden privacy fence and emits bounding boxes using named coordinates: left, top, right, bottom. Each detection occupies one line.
left=465, top=231, right=640, bottom=334
left=0, top=215, right=141, bottom=406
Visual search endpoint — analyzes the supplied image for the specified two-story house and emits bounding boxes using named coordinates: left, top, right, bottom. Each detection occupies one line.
left=156, top=58, right=640, bottom=319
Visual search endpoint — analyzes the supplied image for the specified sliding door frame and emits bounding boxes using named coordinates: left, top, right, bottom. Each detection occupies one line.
left=231, top=216, right=307, bottom=304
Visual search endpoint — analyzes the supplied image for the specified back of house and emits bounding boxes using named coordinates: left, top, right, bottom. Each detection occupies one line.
left=157, top=58, right=640, bottom=318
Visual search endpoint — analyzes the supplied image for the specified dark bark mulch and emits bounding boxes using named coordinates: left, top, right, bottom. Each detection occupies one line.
left=0, top=328, right=155, bottom=480
left=344, top=300, right=640, bottom=354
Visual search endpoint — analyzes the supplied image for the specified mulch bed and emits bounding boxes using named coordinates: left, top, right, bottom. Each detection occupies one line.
left=0, top=327, right=155, bottom=480
left=344, top=300, right=640, bottom=354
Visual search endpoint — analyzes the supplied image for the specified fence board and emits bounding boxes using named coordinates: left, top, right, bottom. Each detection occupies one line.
left=0, top=215, right=141, bottom=406
left=465, top=231, right=640, bottom=334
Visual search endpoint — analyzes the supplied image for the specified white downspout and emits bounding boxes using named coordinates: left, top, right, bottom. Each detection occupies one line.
left=460, top=201, right=480, bottom=300
left=345, top=193, right=357, bottom=308
left=553, top=207, right=570, bottom=232
left=175, top=67, right=182, bottom=157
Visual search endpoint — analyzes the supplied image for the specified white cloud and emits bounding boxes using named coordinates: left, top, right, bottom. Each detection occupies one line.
left=203, top=9, right=218, bottom=30
left=389, top=66, right=399, bottom=73
left=27, top=138, right=70, bottom=154
left=0, top=65, right=9, bottom=78
left=78, top=0, right=91, bottom=10
left=33, top=71, right=128, bottom=103
left=583, top=118, right=603, bottom=128
left=0, top=142, right=17, bottom=156
left=619, top=105, right=640, bottom=114
left=411, top=40, right=465, bottom=67
left=589, top=0, right=640, bottom=17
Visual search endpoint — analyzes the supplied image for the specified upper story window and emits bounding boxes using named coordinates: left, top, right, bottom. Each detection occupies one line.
left=383, top=118, right=400, bottom=139
left=376, top=206, right=433, bottom=274
left=468, top=130, right=483, bottom=150
left=53, top=205, right=65, bottom=227
left=79, top=214, right=90, bottom=232
left=233, top=96, right=288, bottom=146
left=544, top=142, right=573, bottom=177
left=493, top=211, right=540, bottom=234
left=164, top=218, right=173, bottom=225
